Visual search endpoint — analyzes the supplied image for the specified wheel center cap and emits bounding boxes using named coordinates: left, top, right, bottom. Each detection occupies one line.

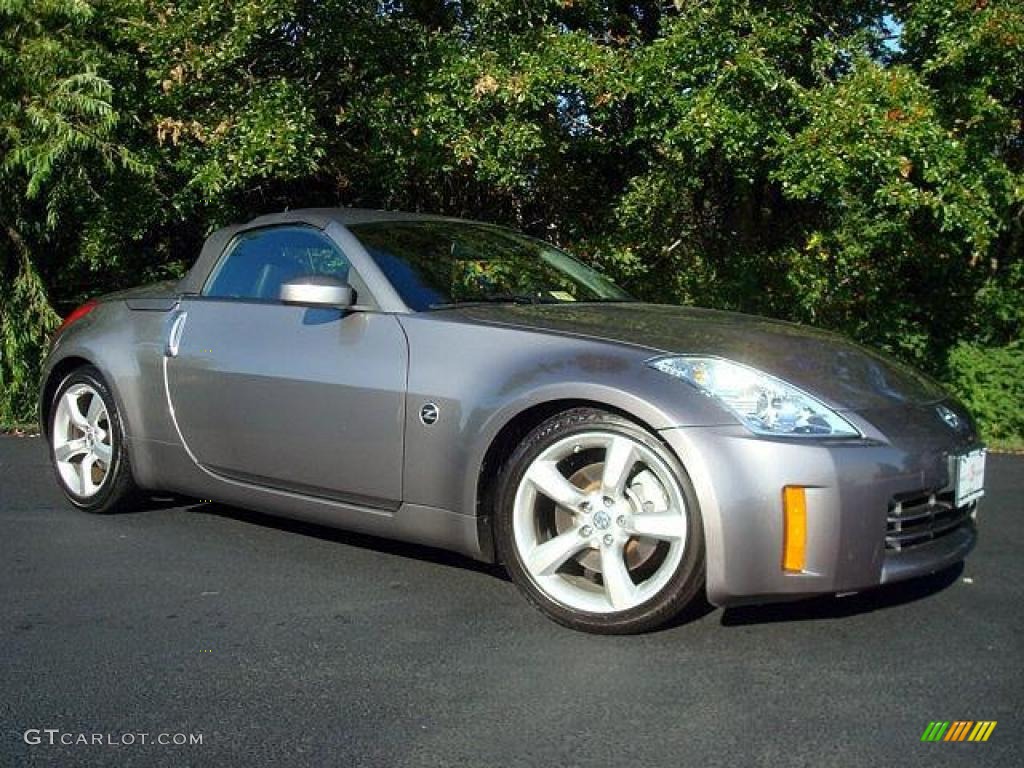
left=592, top=510, right=611, bottom=530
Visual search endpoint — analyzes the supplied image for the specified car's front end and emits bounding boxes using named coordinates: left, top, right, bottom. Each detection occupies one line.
left=442, top=301, right=985, bottom=609
left=660, top=399, right=982, bottom=606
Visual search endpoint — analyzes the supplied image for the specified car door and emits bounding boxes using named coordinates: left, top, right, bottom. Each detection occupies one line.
left=165, top=225, right=407, bottom=509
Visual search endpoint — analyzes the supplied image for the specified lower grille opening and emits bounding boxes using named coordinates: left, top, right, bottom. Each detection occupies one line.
left=886, top=489, right=974, bottom=551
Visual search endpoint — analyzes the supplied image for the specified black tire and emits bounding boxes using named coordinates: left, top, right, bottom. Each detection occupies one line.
left=48, top=365, right=140, bottom=514
left=495, top=407, right=706, bottom=634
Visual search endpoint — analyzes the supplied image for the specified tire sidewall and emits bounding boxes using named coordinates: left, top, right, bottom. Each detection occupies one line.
left=49, top=366, right=129, bottom=512
left=495, top=408, right=706, bottom=633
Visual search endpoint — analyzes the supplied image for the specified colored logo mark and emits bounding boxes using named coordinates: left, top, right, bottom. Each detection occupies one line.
left=921, top=721, right=997, bottom=742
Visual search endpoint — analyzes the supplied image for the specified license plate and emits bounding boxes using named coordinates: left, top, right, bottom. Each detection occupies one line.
left=955, top=449, right=986, bottom=507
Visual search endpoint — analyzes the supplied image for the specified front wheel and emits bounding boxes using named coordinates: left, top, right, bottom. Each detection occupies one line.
left=49, top=365, right=140, bottom=514
left=495, top=408, right=705, bottom=634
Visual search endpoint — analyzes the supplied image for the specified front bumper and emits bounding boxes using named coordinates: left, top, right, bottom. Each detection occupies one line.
left=660, top=410, right=980, bottom=607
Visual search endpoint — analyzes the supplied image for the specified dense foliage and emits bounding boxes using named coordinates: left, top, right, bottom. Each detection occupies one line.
left=948, top=340, right=1024, bottom=444
left=1, top=1, right=1021, bottom=443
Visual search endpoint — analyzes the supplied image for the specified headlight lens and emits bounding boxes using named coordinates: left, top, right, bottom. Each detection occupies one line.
left=648, top=356, right=861, bottom=438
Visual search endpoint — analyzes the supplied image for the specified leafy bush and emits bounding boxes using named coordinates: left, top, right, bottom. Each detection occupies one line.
left=0, top=244, right=58, bottom=427
left=947, top=342, right=1024, bottom=447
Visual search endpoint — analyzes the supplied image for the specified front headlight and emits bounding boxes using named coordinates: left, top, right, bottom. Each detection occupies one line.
left=648, top=356, right=861, bottom=438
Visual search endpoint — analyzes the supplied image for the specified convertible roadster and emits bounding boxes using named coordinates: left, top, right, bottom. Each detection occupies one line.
left=41, top=208, right=984, bottom=633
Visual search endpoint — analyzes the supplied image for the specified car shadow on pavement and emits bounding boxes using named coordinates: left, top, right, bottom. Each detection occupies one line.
left=182, top=498, right=963, bottom=630
left=140, top=494, right=194, bottom=512
left=719, top=562, right=964, bottom=626
left=187, top=501, right=508, bottom=580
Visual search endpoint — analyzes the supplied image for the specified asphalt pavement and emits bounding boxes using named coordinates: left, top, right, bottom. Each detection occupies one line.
left=1, top=436, right=1021, bottom=767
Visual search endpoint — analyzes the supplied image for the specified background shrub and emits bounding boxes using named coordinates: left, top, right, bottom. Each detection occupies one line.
left=947, top=342, right=1024, bottom=447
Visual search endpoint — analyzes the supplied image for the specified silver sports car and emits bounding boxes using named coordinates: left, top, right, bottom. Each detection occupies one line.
left=41, top=208, right=985, bottom=633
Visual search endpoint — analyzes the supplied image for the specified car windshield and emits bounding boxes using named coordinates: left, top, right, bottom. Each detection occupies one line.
left=348, top=220, right=634, bottom=311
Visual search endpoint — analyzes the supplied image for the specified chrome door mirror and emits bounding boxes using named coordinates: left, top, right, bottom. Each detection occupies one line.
left=279, top=275, right=355, bottom=309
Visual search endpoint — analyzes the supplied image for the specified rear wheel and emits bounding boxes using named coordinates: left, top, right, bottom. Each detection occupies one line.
left=49, top=365, right=139, bottom=514
left=495, top=407, right=705, bottom=634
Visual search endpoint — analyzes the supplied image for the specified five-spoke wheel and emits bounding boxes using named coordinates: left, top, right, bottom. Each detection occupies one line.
left=497, top=408, right=705, bottom=633
left=48, top=365, right=139, bottom=513
left=53, top=383, right=113, bottom=498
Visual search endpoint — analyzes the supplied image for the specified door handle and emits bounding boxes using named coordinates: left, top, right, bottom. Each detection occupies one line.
left=166, top=311, right=188, bottom=357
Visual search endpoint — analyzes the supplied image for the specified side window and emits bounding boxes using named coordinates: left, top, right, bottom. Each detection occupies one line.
left=203, top=226, right=353, bottom=301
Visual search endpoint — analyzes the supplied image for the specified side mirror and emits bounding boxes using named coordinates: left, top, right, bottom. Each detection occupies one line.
left=279, top=275, right=355, bottom=309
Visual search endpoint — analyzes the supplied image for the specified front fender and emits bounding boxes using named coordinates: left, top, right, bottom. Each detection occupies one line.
left=397, top=313, right=734, bottom=522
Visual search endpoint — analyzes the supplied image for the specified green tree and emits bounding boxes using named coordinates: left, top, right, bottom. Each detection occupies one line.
left=1, top=0, right=147, bottom=423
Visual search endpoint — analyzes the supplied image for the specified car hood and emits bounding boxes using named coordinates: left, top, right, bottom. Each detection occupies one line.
left=451, top=303, right=948, bottom=410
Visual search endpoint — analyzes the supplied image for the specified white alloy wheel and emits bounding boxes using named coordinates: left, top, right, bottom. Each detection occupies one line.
left=52, top=383, right=113, bottom=498
left=512, top=430, right=689, bottom=614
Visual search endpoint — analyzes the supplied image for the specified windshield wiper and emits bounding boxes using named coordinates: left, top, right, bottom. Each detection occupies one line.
left=428, top=294, right=557, bottom=310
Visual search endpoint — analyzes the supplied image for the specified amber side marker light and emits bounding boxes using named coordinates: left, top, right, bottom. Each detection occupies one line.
left=55, top=299, right=98, bottom=337
left=782, top=486, right=808, bottom=572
